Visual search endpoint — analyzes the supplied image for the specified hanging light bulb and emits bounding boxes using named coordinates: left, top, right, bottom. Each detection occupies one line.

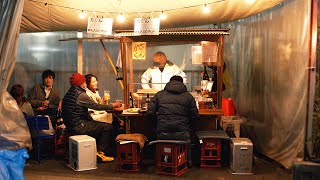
left=117, top=13, right=125, bottom=23
left=79, top=10, right=86, bottom=19
left=203, top=4, right=210, bottom=14
left=246, top=0, right=256, bottom=4
left=160, top=11, right=167, bottom=20
left=77, top=31, right=83, bottom=38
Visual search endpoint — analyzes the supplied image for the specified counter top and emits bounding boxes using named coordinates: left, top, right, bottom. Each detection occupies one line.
left=121, top=108, right=223, bottom=116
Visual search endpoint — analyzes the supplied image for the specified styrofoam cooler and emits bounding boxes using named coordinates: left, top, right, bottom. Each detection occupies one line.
left=229, top=138, right=253, bottom=175
left=68, top=135, right=97, bottom=171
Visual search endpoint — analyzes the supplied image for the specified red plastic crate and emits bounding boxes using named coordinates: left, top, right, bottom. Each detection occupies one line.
left=200, top=138, right=222, bottom=167
left=155, top=143, right=187, bottom=176
left=116, top=141, right=141, bottom=172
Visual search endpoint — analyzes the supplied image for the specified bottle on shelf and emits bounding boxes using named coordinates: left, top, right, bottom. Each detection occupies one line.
left=145, top=93, right=151, bottom=109
left=202, top=65, right=209, bottom=80
left=212, top=66, right=218, bottom=92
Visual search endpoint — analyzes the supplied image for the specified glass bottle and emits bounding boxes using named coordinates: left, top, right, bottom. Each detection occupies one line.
left=212, top=66, right=218, bottom=92
left=129, top=92, right=134, bottom=108
left=145, top=93, right=151, bottom=108
left=203, top=66, right=209, bottom=80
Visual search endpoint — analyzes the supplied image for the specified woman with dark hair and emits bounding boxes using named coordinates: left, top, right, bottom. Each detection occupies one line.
left=10, top=84, right=34, bottom=116
left=84, top=74, right=113, bottom=124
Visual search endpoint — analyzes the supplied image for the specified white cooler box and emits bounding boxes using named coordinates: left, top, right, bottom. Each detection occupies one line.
left=230, top=138, right=253, bottom=175
left=68, top=135, right=97, bottom=171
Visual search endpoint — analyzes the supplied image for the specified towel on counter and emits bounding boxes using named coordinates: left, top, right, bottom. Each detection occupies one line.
left=116, top=133, right=147, bottom=148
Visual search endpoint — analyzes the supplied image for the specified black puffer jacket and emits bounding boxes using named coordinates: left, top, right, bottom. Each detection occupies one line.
left=146, top=80, right=199, bottom=133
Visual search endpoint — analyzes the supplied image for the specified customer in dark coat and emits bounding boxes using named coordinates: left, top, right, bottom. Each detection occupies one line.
left=62, top=73, right=121, bottom=162
left=146, top=75, right=199, bottom=166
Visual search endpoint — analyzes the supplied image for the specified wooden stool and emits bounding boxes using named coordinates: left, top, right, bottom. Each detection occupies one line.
left=116, top=141, right=142, bottom=172
left=148, top=140, right=189, bottom=176
left=196, top=130, right=229, bottom=168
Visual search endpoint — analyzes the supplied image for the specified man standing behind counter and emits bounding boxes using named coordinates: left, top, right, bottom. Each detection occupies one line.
left=62, top=73, right=121, bottom=162
left=141, top=51, right=187, bottom=91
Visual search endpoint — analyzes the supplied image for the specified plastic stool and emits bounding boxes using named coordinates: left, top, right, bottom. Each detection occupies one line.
left=148, top=140, right=190, bottom=176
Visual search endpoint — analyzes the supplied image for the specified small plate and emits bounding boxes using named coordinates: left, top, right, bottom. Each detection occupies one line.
left=138, top=108, right=147, bottom=113
left=126, top=108, right=140, bottom=113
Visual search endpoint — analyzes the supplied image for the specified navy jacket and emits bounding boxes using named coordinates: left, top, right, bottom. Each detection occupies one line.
left=146, top=80, right=199, bottom=133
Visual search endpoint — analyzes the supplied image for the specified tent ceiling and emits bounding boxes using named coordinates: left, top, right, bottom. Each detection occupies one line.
left=21, top=0, right=284, bottom=33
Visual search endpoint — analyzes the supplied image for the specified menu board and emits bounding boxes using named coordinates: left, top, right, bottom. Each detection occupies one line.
left=134, top=18, right=160, bottom=35
left=202, top=41, right=219, bottom=66
left=87, top=17, right=113, bottom=35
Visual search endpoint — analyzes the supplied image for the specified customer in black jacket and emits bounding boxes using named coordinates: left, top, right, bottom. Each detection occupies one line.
left=62, top=73, right=121, bottom=162
left=146, top=75, right=199, bottom=166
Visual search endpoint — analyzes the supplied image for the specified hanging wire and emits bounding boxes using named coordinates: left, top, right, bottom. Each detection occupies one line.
left=28, top=0, right=227, bottom=15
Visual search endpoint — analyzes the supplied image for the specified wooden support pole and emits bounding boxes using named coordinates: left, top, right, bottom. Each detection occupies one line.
left=100, top=39, right=124, bottom=90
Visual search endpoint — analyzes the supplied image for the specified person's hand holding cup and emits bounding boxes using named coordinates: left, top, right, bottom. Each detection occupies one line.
left=42, top=100, right=49, bottom=108
left=111, top=102, right=122, bottom=108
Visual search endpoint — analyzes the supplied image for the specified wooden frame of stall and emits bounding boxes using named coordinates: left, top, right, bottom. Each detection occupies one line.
left=116, top=28, right=230, bottom=110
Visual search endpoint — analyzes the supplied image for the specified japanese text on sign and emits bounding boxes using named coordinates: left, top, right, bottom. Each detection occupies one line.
left=134, top=18, right=160, bottom=35
left=87, top=17, right=113, bottom=35
left=132, top=42, right=146, bottom=60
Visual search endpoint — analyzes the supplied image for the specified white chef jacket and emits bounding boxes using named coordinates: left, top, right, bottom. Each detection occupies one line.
left=141, top=63, right=187, bottom=91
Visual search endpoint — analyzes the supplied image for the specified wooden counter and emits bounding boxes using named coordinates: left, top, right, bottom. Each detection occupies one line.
left=121, top=108, right=223, bottom=138
left=121, top=108, right=223, bottom=117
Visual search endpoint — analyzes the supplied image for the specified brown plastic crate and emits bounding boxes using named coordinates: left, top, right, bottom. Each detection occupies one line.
left=116, top=141, right=141, bottom=172
left=200, top=138, right=222, bottom=167
left=155, top=143, right=187, bottom=176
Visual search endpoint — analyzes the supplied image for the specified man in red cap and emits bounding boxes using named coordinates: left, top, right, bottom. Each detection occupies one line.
left=62, top=72, right=121, bottom=162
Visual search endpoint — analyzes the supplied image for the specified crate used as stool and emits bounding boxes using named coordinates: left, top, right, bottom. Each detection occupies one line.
left=116, top=140, right=142, bottom=172
left=196, top=130, right=230, bottom=168
left=148, top=140, right=189, bottom=176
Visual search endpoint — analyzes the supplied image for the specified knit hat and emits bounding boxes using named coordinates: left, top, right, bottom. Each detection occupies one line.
left=70, top=73, right=86, bottom=86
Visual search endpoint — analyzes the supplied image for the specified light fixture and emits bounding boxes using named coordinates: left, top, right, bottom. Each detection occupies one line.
left=203, top=4, right=210, bottom=14
left=117, top=13, right=125, bottom=23
left=79, top=10, right=86, bottom=19
left=246, top=0, right=256, bottom=4
left=160, top=11, right=167, bottom=20
left=77, top=31, right=83, bottom=38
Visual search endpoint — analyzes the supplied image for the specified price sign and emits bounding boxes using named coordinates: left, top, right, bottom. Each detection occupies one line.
left=87, top=17, right=113, bottom=35
left=134, top=18, right=160, bottom=35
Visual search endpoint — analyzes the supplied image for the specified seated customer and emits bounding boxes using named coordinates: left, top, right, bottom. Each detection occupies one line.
left=62, top=73, right=121, bottom=162
left=84, top=74, right=112, bottom=124
left=28, top=70, right=61, bottom=127
left=10, top=84, right=34, bottom=116
left=146, top=75, right=200, bottom=166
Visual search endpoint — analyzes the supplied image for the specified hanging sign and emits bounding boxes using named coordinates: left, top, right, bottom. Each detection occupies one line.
left=202, top=41, right=219, bottom=66
left=132, top=42, right=146, bottom=60
left=191, top=46, right=202, bottom=65
left=87, top=17, right=113, bottom=35
left=134, top=18, right=160, bottom=35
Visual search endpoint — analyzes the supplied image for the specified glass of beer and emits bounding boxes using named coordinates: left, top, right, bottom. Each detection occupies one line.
left=104, top=90, right=110, bottom=105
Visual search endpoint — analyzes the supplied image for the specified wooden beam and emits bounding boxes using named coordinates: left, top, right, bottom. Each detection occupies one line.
left=100, top=40, right=124, bottom=90
left=77, top=39, right=83, bottom=74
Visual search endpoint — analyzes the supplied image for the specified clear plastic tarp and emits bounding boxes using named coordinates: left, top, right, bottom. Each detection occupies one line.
left=222, top=0, right=312, bottom=168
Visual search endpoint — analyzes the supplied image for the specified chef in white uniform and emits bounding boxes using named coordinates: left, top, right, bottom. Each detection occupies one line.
left=141, top=51, right=187, bottom=91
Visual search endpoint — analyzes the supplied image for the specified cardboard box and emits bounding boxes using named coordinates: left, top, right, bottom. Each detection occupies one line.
left=220, top=116, right=243, bottom=138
